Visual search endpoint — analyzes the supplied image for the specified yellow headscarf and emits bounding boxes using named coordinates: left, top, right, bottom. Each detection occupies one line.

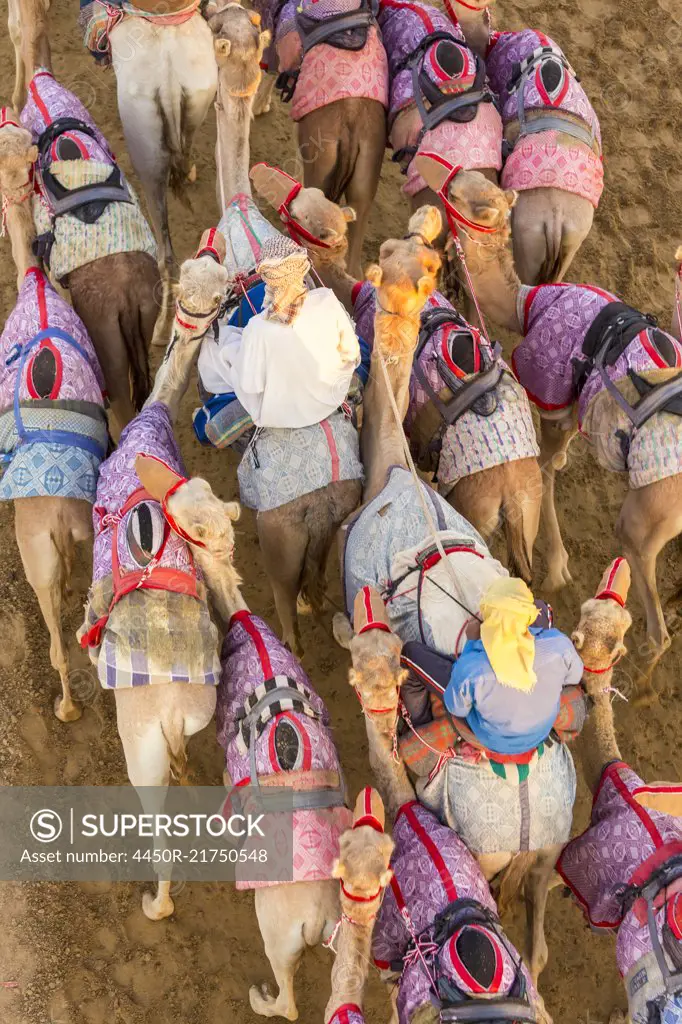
left=479, top=578, right=538, bottom=691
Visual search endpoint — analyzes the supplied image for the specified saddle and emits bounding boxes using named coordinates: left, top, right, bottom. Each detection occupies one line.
left=33, top=116, right=133, bottom=268
left=296, top=0, right=379, bottom=54
left=504, top=44, right=596, bottom=156
left=410, top=306, right=505, bottom=470
left=621, top=854, right=682, bottom=1003
left=393, top=34, right=493, bottom=167
left=573, top=301, right=682, bottom=430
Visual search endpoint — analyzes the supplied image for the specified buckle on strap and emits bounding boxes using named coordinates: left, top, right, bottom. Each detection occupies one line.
left=440, top=1000, right=536, bottom=1022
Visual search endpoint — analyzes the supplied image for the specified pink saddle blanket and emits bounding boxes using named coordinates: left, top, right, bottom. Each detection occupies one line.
left=291, top=25, right=389, bottom=120
left=501, top=129, right=604, bottom=209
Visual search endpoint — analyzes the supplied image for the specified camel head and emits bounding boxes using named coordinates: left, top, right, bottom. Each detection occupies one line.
left=177, top=228, right=230, bottom=324
left=0, top=110, right=37, bottom=200
left=332, top=787, right=394, bottom=916
left=135, top=454, right=241, bottom=565
left=572, top=557, right=633, bottom=696
left=333, top=588, right=407, bottom=734
left=206, top=2, right=271, bottom=98
left=250, top=162, right=355, bottom=262
left=414, top=154, right=516, bottom=241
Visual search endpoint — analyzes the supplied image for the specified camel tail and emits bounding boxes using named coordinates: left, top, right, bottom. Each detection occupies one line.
left=299, top=508, right=333, bottom=618
left=119, top=302, right=152, bottom=412
left=161, top=717, right=189, bottom=785
left=497, top=851, right=537, bottom=915
left=502, top=504, right=533, bottom=584
left=156, top=86, right=192, bottom=207
left=539, top=212, right=565, bottom=284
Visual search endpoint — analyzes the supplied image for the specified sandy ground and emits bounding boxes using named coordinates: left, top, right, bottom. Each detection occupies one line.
left=0, top=1, right=681, bottom=1022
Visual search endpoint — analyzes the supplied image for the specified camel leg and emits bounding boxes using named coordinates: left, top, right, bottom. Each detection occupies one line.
left=14, top=498, right=87, bottom=722
left=512, top=190, right=594, bottom=286
left=257, top=510, right=309, bottom=657
left=617, top=481, right=682, bottom=701
left=448, top=475, right=502, bottom=545
left=539, top=413, right=577, bottom=592
left=250, top=880, right=339, bottom=1020
left=253, top=74, right=276, bottom=116
left=522, top=844, right=562, bottom=985
left=8, top=0, right=25, bottom=111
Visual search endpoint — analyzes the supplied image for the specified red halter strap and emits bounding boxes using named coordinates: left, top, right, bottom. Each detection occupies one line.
left=582, top=653, right=623, bottom=675
left=340, top=882, right=384, bottom=903
left=419, top=151, right=498, bottom=235
left=162, top=478, right=207, bottom=549
left=353, top=787, right=384, bottom=834
left=353, top=687, right=397, bottom=715
left=0, top=107, right=20, bottom=130
left=278, top=179, right=332, bottom=250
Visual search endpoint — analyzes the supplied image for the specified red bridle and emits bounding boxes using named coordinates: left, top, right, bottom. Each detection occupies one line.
left=419, top=150, right=498, bottom=235
left=278, top=180, right=332, bottom=250
left=162, top=478, right=207, bottom=550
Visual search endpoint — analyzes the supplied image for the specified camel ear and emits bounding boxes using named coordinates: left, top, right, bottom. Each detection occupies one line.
left=135, top=454, right=184, bottom=501
left=224, top=500, right=241, bottom=522
left=504, top=189, right=518, bottom=209
left=380, top=868, right=394, bottom=887
left=417, top=274, right=436, bottom=301
left=27, top=144, right=38, bottom=165
left=413, top=152, right=455, bottom=195
left=675, top=245, right=682, bottom=264
left=214, top=37, right=231, bottom=58
left=249, top=10, right=261, bottom=25
left=258, top=29, right=272, bottom=57
left=365, top=264, right=382, bottom=287
left=341, top=205, right=356, bottom=223
left=571, top=629, right=584, bottom=651
left=332, top=612, right=354, bottom=650
left=331, top=859, right=344, bottom=879
left=250, top=162, right=298, bottom=209
left=203, top=0, right=218, bottom=17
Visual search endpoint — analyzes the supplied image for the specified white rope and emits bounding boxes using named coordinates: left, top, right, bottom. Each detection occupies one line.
left=374, top=336, right=467, bottom=599
left=215, top=76, right=228, bottom=215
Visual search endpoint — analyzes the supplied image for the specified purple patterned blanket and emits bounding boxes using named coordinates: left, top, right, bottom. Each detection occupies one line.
left=373, top=801, right=536, bottom=1023
left=513, top=284, right=682, bottom=428
left=0, top=267, right=106, bottom=502
left=79, top=402, right=221, bottom=689
left=217, top=611, right=351, bottom=888
left=557, top=762, right=682, bottom=1021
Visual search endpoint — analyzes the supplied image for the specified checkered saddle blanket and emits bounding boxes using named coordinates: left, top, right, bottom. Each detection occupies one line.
left=217, top=611, right=352, bottom=888
left=0, top=267, right=106, bottom=502
left=558, top=762, right=682, bottom=1024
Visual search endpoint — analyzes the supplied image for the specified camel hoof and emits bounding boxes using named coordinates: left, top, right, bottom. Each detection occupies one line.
left=142, top=891, right=174, bottom=921
left=249, top=983, right=298, bottom=1020
left=253, top=101, right=272, bottom=116
left=296, top=593, right=313, bottom=615
left=542, top=565, right=572, bottom=593
left=187, top=163, right=197, bottom=184
left=54, top=695, right=82, bottom=723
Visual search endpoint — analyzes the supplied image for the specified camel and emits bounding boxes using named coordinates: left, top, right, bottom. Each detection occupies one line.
left=253, top=0, right=388, bottom=277
left=0, top=71, right=160, bottom=436
left=415, top=155, right=682, bottom=693
left=560, top=558, right=682, bottom=1024
left=77, top=232, right=241, bottom=920
left=443, top=0, right=495, bottom=59
left=325, top=791, right=394, bottom=1024
left=7, top=0, right=50, bottom=111
left=0, top=261, right=107, bottom=724
left=253, top=168, right=543, bottom=580
left=207, top=2, right=271, bottom=208
left=76, top=0, right=218, bottom=292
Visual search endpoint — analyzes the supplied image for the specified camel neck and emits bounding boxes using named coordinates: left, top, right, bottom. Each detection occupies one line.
left=456, top=226, right=522, bottom=333
left=310, top=253, right=357, bottom=314
left=147, top=319, right=206, bottom=420
left=366, top=717, right=415, bottom=818
left=581, top=680, right=621, bottom=793
left=360, top=332, right=415, bottom=504
left=324, top=912, right=373, bottom=1022
left=4, top=198, right=37, bottom=286
left=194, top=554, right=248, bottom=629
left=216, top=86, right=254, bottom=208
left=454, top=6, right=491, bottom=59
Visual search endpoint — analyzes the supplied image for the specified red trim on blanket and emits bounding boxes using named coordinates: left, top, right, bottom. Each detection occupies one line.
left=26, top=339, right=63, bottom=400
left=630, top=842, right=682, bottom=925
left=421, top=544, right=484, bottom=572
left=267, top=711, right=312, bottom=772
left=611, top=764, right=664, bottom=851
left=403, top=802, right=458, bottom=902
left=447, top=924, right=504, bottom=993
left=522, top=283, right=617, bottom=334
left=50, top=131, right=89, bottom=161
left=639, top=328, right=682, bottom=370
left=351, top=281, right=363, bottom=307
left=29, top=266, right=49, bottom=330
left=511, top=346, right=574, bottom=412
left=329, top=1005, right=363, bottom=1024
left=380, top=0, right=435, bottom=33
left=29, top=76, right=53, bottom=126
left=535, top=64, right=569, bottom=109
left=320, top=418, right=340, bottom=482
left=237, top=611, right=274, bottom=678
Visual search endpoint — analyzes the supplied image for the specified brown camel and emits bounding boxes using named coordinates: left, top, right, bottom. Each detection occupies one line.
left=258, top=5, right=387, bottom=277
left=7, top=0, right=50, bottom=111
left=253, top=168, right=543, bottom=580
left=325, top=789, right=394, bottom=1024
left=415, top=157, right=682, bottom=694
